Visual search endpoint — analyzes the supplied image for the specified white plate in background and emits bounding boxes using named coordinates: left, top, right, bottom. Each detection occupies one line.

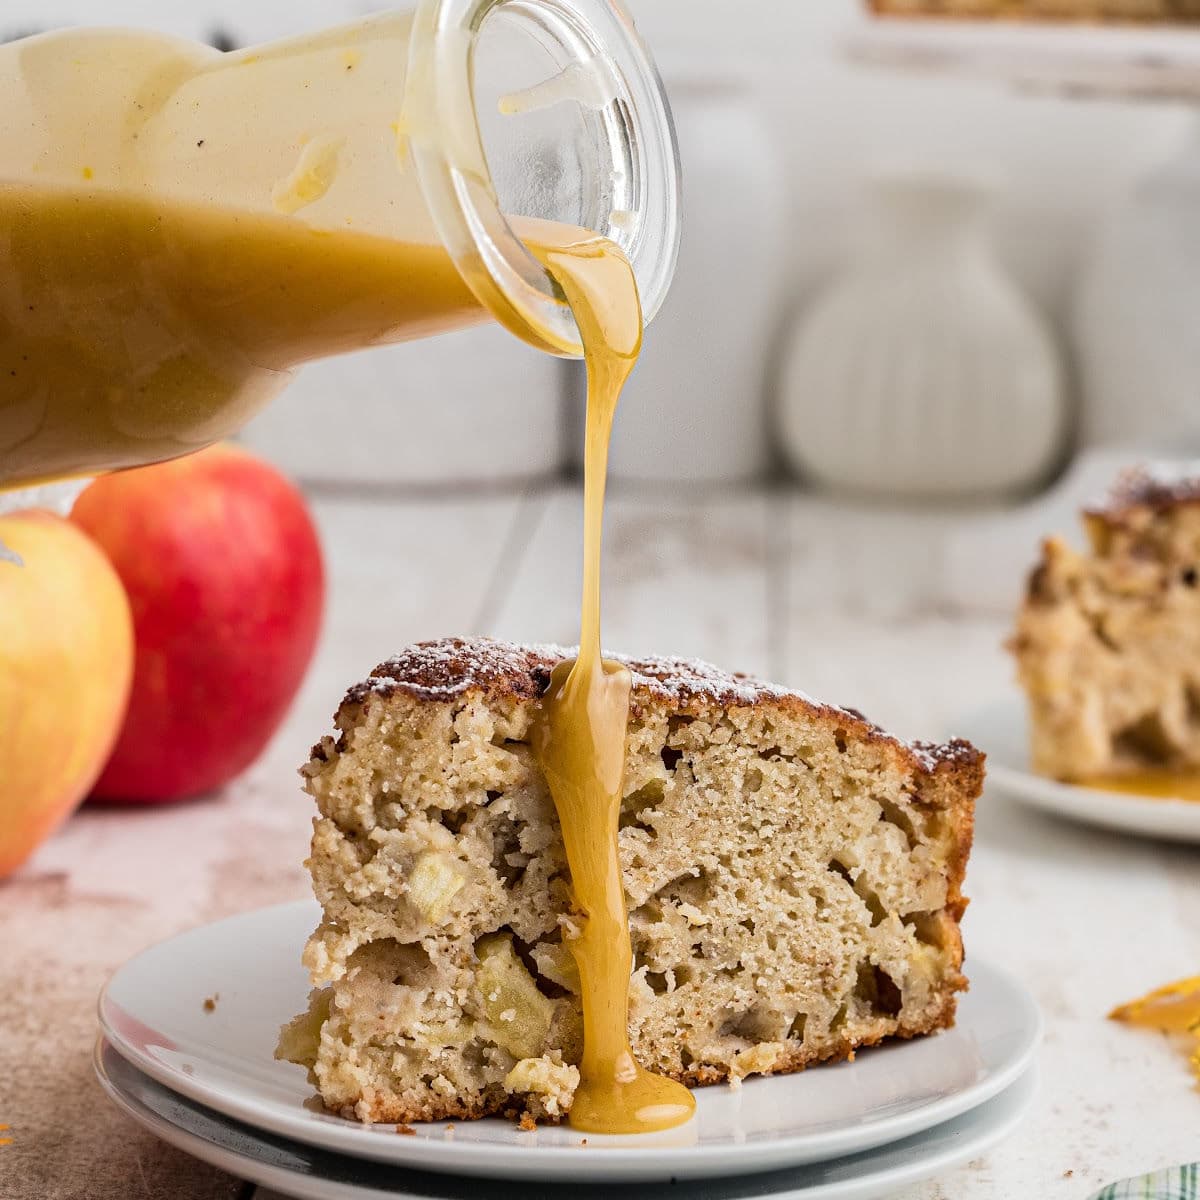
left=958, top=699, right=1200, bottom=844
left=99, top=900, right=1041, bottom=1183
left=95, top=1038, right=1038, bottom=1200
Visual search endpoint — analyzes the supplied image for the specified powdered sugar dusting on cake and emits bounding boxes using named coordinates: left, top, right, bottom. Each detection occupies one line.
left=350, top=638, right=799, bottom=707
left=1087, top=461, right=1200, bottom=519
left=340, top=638, right=973, bottom=776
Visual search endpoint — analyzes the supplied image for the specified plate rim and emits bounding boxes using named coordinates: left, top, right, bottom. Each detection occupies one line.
left=958, top=698, right=1200, bottom=844
left=93, top=1036, right=1040, bottom=1200
left=98, top=899, right=1043, bottom=1182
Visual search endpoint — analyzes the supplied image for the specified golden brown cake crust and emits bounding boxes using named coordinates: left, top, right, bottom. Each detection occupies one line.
left=323, top=637, right=984, bottom=786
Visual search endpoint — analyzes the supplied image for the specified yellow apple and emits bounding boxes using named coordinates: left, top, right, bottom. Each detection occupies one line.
left=0, top=511, right=133, bottom=878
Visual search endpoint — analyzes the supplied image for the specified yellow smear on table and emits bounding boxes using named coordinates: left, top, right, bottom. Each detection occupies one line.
left=1110, top=976, right=1200, bottom=1083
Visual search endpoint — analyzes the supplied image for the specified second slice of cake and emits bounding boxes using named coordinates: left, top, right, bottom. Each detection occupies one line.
left=280, top=638, right=982, bottom=1124
left=1011, top=464, right=1200, bottom=782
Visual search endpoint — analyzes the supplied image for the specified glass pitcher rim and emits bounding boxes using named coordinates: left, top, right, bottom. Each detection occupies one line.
left=407, top=0, right=681, bottom=357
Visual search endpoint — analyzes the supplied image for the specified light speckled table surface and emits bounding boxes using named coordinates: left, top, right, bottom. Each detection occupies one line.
left=5, top=483, right=1198, bottom=1200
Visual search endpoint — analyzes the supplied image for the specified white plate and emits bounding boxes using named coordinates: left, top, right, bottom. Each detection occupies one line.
left=99, top=900, right=1041, bottom=1183
left=94, top=1039, right=1038, bottom=1200
left=959, top=700, right=1200, bottom=845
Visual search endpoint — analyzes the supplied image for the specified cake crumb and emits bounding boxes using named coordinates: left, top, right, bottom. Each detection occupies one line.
left=580, top=1138, right=588, bottom=1146
left=396, top=1124, right=416, bottom=1136
left=1063, top=1169, right=1074, bottom=1179
left=518, top=1113, right=538, bottom=1132
left=202, top=994, right=219, bottom=1013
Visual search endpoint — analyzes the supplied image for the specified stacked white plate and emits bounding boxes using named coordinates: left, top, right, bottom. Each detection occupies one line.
left=97, top=901, right=1042, bottom=1200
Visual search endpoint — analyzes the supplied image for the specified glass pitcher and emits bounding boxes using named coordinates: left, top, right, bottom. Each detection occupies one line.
left=0, top=0, right=680, bottom=488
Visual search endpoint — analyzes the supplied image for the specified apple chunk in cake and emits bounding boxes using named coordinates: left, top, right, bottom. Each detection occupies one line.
left=278, top=639, right=981, bottom=1124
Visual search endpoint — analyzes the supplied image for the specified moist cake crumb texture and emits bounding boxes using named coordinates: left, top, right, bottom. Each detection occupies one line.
left=1012, top=463, right=1200, bottom=780
left=280, top=638, right=981, bottom=1124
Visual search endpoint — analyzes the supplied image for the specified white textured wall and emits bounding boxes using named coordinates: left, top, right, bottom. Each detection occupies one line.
left=627, top=0, right=1191, bottom=322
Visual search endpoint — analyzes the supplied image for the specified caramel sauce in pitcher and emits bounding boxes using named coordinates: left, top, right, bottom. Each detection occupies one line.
left=0, top=183, right=485, bottom=487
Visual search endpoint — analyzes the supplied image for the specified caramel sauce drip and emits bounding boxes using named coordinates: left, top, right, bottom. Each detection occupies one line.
left=1110, top=977, right=1200, bottom=1083
left=529, top=227, right=695, bottom=1134
left=1082, top=770, right=1200, bottom=803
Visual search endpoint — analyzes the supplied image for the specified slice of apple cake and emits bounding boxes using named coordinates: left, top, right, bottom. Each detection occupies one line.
left=278, top=638, right=981, bottom=1124
left=1011, top=462, right=1200, bottom=782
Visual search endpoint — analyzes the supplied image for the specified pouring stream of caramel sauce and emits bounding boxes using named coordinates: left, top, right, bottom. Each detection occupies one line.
left=528, top=226, right=695, bottom=1134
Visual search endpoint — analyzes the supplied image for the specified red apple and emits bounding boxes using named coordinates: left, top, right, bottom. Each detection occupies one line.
left=71, top=444, right=324, bottom=802
left=0, top=511, right=134, bottom=877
